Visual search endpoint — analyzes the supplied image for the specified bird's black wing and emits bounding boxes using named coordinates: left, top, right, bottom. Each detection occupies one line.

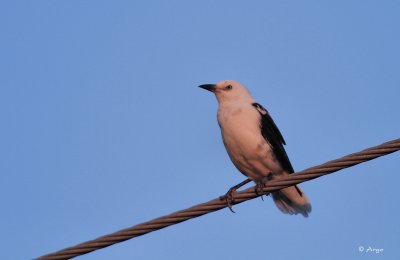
left=252, top=103, right=294, bottom=174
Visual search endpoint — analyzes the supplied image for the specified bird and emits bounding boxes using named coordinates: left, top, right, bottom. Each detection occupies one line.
left=199, top=80, right=311, bottom=217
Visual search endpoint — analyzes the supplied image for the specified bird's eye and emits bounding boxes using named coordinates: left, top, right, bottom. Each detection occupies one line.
left=225, top=85, right=233, bottom=90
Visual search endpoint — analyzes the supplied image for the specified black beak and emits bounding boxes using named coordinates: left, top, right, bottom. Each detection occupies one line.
left=198, top=84, right=216, bottom=92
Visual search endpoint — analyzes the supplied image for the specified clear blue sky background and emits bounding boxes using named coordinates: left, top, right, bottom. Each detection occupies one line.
left=1, top=1, right=399, bottom=259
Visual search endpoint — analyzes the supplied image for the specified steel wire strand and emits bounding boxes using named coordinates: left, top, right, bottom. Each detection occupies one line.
left=37, top=138, right=400, bottom=260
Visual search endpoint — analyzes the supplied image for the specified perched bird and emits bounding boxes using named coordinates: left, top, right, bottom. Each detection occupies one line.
left=199, top=80, right=311, bottom=217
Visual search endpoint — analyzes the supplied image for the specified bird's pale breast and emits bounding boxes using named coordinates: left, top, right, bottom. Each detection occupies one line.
left=217, top=103, right=282, bottom=181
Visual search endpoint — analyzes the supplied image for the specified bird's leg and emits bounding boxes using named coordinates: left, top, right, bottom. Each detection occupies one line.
left=220, top=178, right=251, bottom=213
left=255, top=181, right=266, bottom=199
left=255, top=173, right=273, bottom=200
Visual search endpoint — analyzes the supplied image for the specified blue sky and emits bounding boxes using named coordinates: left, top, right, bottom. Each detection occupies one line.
left=1, top=1, right=399, bottom=259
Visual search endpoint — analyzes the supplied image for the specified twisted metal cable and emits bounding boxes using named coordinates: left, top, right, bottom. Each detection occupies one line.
left=37, top=138, right=400, bottom=259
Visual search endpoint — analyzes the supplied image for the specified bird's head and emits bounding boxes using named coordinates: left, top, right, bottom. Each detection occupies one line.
left=198, top=80, right=254, bottom=104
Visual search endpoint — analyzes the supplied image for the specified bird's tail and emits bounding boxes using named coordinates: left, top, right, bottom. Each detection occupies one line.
left=271, top=185, right=311, bottom=217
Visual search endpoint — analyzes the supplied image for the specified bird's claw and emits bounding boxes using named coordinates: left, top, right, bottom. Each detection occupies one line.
left=255, top=181, right=264, bottom=196
left=220, top=187, right=236, bottom=213
left=255, top=181, right=269, bottom=200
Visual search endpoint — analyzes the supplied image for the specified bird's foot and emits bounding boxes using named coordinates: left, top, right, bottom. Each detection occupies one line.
left=220, top=187, right=237, bottom=213
left=255, top=175, right=271, bottom=200
left=255, top=181, right=266, bottom=199
left=219, top=178, right=251, bottom=213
